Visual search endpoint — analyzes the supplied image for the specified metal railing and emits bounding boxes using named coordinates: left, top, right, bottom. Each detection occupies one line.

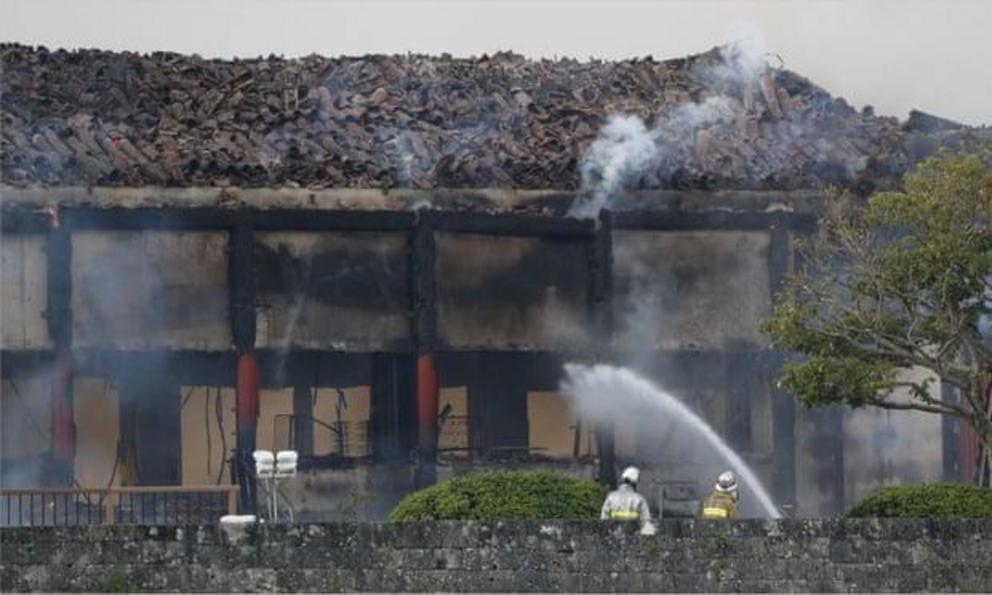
left=274, top=414, right=370, bottom=458
left=0, top=485, right=239, bottom=527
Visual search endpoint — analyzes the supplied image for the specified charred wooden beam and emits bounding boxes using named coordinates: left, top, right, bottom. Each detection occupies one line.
left=588, top=210, right=616, bottom=487
left=46, top=211, right=74, bottom=486
left=0, top=208, right=50, bottom=233
left=611, top=210, right=815, bottom=232
left=431, top=211, right=595, bottom=238
left=252, top=209, right=415, bottom=231
left=771, top=371, right=797, bottom=506
left=0, top=349, right=55, bottom=377
left=436, top=351, right=566, bottom=391
left=588, top=210, right=614, bottom=351
left=46, top=214, right=72, bottom=346
left=60, top=206, right=417, bottom=232
left=229, top=218, right=258, bottom=512
left=767, top=219, right=791, bottom=295
left=62, top=207, right=241, bottom=230
left=292, top=384, right=314, bottom=457
left=411, top=212, right=439, bottom=487
left=262, top=350, right=374, bottom=389
left=72, top=349, right=235, bottom=384
left=18, top=204, right=816, bottom=235
left=230, top=220, right=256, bottom=353
left=412, top=214, right=437, bottom=353
left=767, top=222, right=796, bottom=505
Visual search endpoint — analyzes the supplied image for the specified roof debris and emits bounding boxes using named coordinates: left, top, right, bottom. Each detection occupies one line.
left=1, top=44, right=988, bottom=193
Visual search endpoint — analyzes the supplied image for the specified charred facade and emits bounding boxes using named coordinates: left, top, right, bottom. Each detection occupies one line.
left=2, top=42, right=984, bottom=519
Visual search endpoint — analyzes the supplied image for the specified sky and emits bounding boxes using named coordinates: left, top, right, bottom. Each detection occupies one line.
left=2, top=0, right=990, bottom=126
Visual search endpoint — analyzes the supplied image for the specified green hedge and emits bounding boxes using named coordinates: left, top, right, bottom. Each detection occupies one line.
left=845, top=483, right=992, bottom=518
left=390, top=470, right=606, bottom=521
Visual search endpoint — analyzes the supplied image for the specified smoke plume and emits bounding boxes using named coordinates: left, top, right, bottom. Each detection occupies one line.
left=570, top=115, right=660, bottom=218
left=569, top=25, right=770, bottom=218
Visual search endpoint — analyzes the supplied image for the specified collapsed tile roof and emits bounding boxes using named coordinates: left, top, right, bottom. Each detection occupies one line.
left=1, top=43, right=988, bottom=194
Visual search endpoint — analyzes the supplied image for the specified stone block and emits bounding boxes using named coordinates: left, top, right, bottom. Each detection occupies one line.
left=435, top=520, right=482, bottom=549
left=3, top=519, right=991, bottom=592
left=470, top=570, right=518, bottom=591
left=641, top=572, right=676, bottom=592
left=672, top=572, right=706, bottom=592
left=391, top=521, right=443, bottom=549
left=300, top=568, right=358, bottom=592
left=359, top=567, right=408, bottom=591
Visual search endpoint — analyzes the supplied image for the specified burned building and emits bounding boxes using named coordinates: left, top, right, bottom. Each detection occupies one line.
left=1, top=43, right=987, bottom=519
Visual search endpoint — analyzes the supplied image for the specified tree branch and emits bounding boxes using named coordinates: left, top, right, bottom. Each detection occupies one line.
left=871, top=399, right=963, bottom=417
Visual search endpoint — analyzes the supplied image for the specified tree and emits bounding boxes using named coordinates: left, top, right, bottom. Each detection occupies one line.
left=763, top=153, right=992, bottom=486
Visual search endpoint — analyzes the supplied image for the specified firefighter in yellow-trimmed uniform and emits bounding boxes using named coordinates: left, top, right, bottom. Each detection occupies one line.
left=700, top=470, right=741, bottom=519
left=601, top=466, right=652, bottom=522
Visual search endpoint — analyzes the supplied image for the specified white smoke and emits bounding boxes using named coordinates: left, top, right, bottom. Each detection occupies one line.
left=701, top=21, right=770, bottom=87
left=664, top=96, right=736, bottom=129
left=570, top=115, right=659, bottom=218
left=570, top=24, right=770, bottom=219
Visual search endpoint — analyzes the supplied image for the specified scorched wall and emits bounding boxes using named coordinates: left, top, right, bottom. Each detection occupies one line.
left=0, top=189, right=953, bottom=517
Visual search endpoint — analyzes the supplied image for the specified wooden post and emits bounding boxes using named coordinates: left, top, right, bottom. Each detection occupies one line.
left=227, top=487, right=238, bottom=516
left=103, top=489, right=116, bottom=525
left=292, top=384, right=314, bottom=456
left=589, top=210, right=616, bottom=487
left=412, top=213, right=439, bottom=488
left=46, top=208, right=75, bottom=486
left=230, top=220, right=258, bottom=513
left=768, top=217, right=796, bottom=506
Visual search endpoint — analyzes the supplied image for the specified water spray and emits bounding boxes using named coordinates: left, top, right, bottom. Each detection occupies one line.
left=562, top=362, right=782, bottom=519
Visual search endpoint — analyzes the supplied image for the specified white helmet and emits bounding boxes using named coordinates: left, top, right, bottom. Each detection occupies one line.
left=715, top=470, right=738, bottom=493
left=620, top=466, right=640, bottom=485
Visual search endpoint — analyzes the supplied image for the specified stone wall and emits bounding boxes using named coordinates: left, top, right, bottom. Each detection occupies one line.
left=2, top=520, right=989, bottom=592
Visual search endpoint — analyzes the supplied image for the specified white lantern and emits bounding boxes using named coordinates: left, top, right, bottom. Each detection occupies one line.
left=275, top=450, right=298, bottom=478
left=253, top=450, right=275, bottom=478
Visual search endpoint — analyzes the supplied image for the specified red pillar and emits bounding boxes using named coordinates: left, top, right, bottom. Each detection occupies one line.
left=49, top=346, right=75, bottom=484
left=416, top=353, right=439, bottom=486
left=235, top=352, right=260, bottom=511
left=236, top=353, right=260, bottom=452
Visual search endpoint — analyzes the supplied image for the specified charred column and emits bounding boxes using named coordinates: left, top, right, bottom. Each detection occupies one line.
left=412, top=212, right=439, bottom=487
left=292, top=384, right=314, bottom=456
left=230, top=220, right=259, bottom=511
left=768, top=218, right=796, bottom=505
left=589, top=210, right=616, bottom=487
left=45, top=208, right=75, bottom=486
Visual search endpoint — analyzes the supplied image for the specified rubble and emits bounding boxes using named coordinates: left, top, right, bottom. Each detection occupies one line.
left=1, top=43, right=988, bottom=193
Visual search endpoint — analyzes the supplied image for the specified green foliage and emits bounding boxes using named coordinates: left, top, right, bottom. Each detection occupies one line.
left=777, top=357, right=897, bottom=409
left=762, top=153, right=992, bottom=472
left=845, top=483, right=992, bottom=518
left=389, top=470, right=606, bottom=521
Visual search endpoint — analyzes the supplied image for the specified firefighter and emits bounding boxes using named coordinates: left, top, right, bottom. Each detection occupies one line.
left=700, top=470, right=741, bottom=519
left=600, top=466, right=652, bottom=522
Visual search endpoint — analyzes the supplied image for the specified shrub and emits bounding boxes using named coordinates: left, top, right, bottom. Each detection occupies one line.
left=845, top=483, right=992, bottom=518
left=390, top=470, right=606, bottom=521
